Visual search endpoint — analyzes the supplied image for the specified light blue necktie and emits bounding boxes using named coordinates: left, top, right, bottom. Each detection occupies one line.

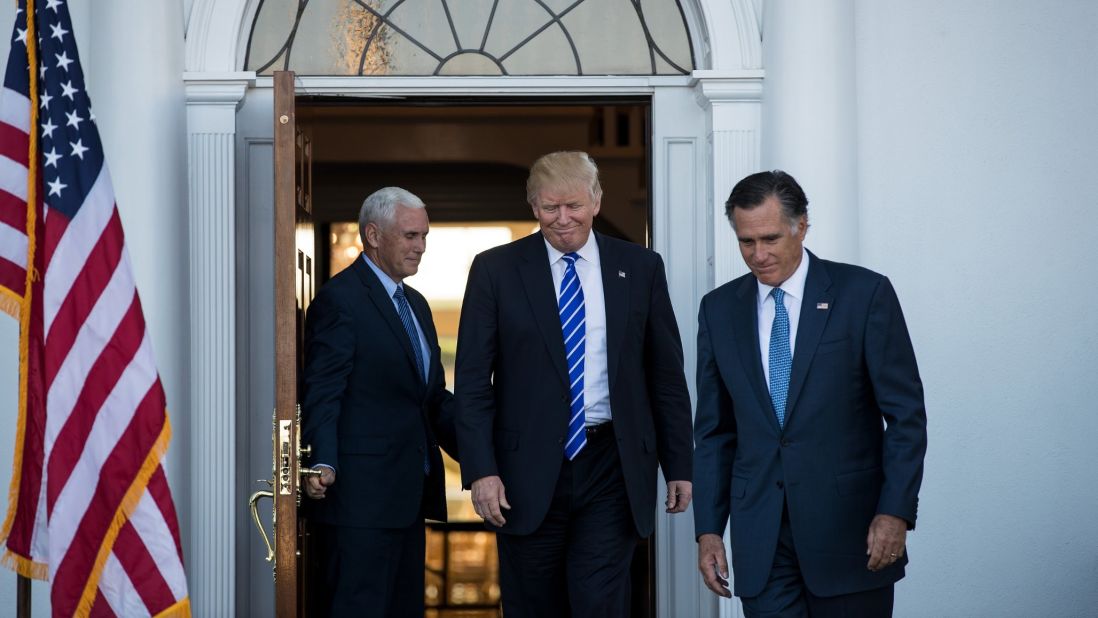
left=768, top=288, right=792, bottom=428
left=394, top=286, right=430, bottom=474
left=560, top=253, right=587, bottom=460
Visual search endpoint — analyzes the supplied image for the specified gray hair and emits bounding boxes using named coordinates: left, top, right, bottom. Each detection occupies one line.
left=358, top=186, right=426, bottom=243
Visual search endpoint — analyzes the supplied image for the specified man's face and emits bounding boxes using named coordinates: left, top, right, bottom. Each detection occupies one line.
left=731, top=195, right=807, bottom=287
left=531, top=184, right=601, bottom=254
left=364, top=204, right=429, bottom=282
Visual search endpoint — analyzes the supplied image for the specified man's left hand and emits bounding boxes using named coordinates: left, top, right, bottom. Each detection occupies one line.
left=866, top=513, right=907, bottom=571
left=665, top=480, right=692, bottom=513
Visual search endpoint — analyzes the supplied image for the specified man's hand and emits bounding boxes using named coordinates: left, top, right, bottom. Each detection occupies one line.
left=471, top=475, right=510, bottom=526
left=697, top=533, right=731, bottom=598
left=665, top=480, right=693, bottom=513
left=866, top=513, right=907, bottom=571
left=304, top=467, right=336, bottom=500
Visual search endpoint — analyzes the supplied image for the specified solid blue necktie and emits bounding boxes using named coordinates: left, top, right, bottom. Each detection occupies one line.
left=768, top=287, right=792, bottom=428
left=559, top=253, right=587, bottom=460
left=394, top=286, right=430, bottom=474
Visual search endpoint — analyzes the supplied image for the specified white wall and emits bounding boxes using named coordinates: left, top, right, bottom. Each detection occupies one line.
left=0, top=1, right=189, bottom=614
left=762, top=1, right=1098, bottom=616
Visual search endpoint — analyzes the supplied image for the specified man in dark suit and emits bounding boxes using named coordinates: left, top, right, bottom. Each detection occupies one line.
left=300, top=187, right=457, bottom=617
left=455, top=151, right=694, bottom=617
left=693, top=171, right=927, bottom=617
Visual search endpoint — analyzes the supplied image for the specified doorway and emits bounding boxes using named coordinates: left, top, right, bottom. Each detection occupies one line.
left=298, top=99, right=654, bottom=617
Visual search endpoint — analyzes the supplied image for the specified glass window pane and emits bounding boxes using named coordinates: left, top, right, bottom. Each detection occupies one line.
left=446, top=0, right=498, bottom=51
left=482, top=0, right=559, bottom=64
left=501, top=25, right=578, bottom=76
left=386, top=0, right=461, bottom=61
left=640, top=0, right=692, bottom=73
left=246, top=0, right=298, bottom=72
left=563, top=0, right=652, bottom=75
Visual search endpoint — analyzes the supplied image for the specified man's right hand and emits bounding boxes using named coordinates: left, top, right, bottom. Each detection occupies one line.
left=697, top=533, right=731, bottom=598
left=304, top=467, right=336, bottom=500
left=471, top=475, right=510, bottom=526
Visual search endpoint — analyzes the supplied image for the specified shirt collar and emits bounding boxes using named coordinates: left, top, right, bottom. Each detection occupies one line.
left=757, top=247, right=810, bottom=307
left=361, top=253, right=402, bottom=299
left=544, top=230, right=600, bottom=267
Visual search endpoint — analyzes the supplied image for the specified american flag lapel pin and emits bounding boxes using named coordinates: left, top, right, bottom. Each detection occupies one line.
left=618, top=270, right=626, bottom=278
left=817, top=302, right=829, bottom=310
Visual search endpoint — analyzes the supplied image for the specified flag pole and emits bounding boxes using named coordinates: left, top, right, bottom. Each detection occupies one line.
left=15, top=0, right=40, bottom=614
left=16, top=574, right=30, bottom=618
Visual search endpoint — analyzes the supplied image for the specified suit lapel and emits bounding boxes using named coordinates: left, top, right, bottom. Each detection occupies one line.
left=596, top=233, right=627, bottom=391
left=351, top=256, right=425, bottom=390
left=732, top=275, right=781, bottom=432
left=517, top=234, right=570, bottom=386
left=784, top=252, right=833, bottom=425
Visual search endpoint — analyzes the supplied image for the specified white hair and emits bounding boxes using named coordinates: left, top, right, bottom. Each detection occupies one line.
left=358, top=186, right=425, bottom=243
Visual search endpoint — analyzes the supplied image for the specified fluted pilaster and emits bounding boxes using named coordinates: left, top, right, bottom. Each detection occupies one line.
left=183, top=74, right=252, bottom=617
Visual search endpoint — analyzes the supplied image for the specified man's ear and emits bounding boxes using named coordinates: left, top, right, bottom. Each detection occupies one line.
left=363, top=222, right=381, bottom=249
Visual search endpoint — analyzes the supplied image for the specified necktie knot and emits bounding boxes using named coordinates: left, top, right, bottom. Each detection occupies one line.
left=393, top=286, right=406, bottom=301
left=562, top=252, right=579, bottom=268
left=771, top=287, right=785, bottom=304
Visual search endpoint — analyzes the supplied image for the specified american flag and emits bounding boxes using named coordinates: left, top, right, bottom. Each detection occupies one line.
left=0, top=1, right=189, bottom=616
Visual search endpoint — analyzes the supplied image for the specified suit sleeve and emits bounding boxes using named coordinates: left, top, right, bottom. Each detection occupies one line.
left=454, top=253, right=500, bottom=488
left=644, top=254, right=693, bottom=483
left=300, top=288, right=355, bottom=469
left=430, top=364, right=460, bottom=462
left=865, top=277, right=928, bottom=529
left=692, top=295, right=737, bottom=538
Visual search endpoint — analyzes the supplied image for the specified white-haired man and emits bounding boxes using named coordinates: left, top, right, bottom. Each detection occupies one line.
left=302, top=187, right=458, bottom=617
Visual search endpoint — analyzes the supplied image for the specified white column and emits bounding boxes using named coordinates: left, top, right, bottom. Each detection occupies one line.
left=761, top=0, right=858, bottom=264
left=694, top=72, right=765, bottom=288
left=183, top=73, right=252, bottom=617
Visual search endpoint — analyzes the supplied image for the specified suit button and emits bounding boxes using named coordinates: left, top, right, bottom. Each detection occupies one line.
left=561, top=394, right=568, bottom=402
left=558, top=437, right=564, bottom=444
left=776, top=480, right=784, bottom=489
left=780, top=439, right=790, bottom=447
left=418, top=446, right=424, bottom=453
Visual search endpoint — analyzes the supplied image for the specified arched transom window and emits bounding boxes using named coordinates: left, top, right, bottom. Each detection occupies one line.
left=246, top=0, right=695, bottom=76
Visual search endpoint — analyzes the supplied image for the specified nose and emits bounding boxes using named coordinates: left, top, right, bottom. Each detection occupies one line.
left=752, top=244, right=767, bottom=264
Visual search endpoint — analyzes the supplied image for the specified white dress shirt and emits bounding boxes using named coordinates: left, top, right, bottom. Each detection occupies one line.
left=545, top=233, right=611, bottom=426
left=758, top=248, right=810, bottom=389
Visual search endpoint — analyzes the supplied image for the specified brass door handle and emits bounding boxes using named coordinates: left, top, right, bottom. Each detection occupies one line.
left=248, top=489, right=275, bottom=562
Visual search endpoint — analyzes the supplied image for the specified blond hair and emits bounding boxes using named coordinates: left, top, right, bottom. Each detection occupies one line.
left=526, top=151, right=603, bottom=205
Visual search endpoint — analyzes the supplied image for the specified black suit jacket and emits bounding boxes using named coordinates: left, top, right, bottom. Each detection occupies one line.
left=301, top=255, right=457, bottom=528
left=455, top=232, right=693, bottom=537
left=693, top=251, right=927, bottom=597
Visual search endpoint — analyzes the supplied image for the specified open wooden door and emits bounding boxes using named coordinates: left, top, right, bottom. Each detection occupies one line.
left=270, top=69, right=317, bottom=618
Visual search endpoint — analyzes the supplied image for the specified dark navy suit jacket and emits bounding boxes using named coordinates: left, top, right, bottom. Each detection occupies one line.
left=301, top=255, right=457, bottom=528
left=455, top=232, right=693, bottom=537
left=693, top=251, right=927, bottom=597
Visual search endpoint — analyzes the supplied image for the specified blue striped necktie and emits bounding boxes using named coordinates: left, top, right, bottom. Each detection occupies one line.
left=394, top=285, right=430, bottom=474
left=559, top=253, right=587, bottom=460
left=768, top=287, right=792, bottom=428
left=393, top=286, right=426, bottom=383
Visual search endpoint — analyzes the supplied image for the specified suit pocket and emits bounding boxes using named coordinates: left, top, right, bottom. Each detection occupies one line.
left=341, top=436, right=390, bottom=455
left=495, top=430, right=519, bottom=451
left=836, top=467, right=883, bottom=496
left=730, top=475, right=749, bottom=499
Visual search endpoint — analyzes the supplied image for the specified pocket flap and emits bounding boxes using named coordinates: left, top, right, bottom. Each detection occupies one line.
left=731, top=475, right=749, bottom=499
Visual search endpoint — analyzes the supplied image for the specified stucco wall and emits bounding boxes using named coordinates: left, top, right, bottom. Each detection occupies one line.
left=851, top=2, right=1098, bottom=615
